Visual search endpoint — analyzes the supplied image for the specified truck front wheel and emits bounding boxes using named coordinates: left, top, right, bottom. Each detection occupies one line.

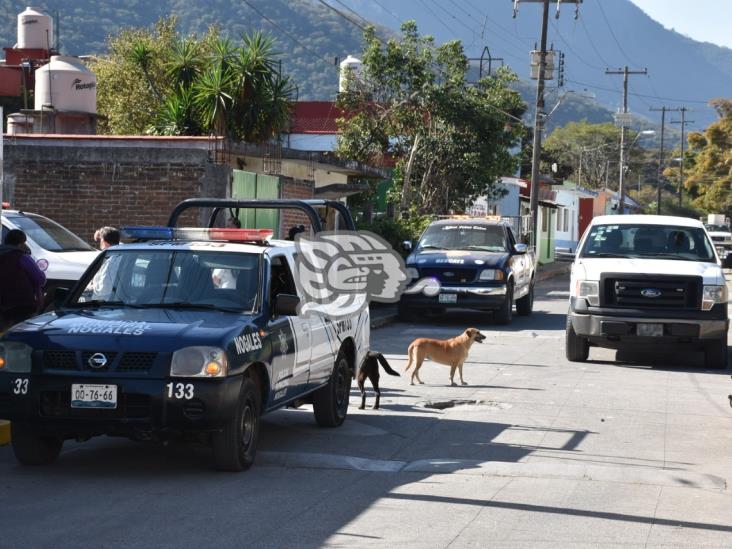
left=704, top=339, right=728, bottom=370
left=494, top=282, right=514, bottom=325
left=565, top=315, right=589, bottom=362
left=212, top=376, right=261, bottom=472
left=11, top=422, right=63, bottom=466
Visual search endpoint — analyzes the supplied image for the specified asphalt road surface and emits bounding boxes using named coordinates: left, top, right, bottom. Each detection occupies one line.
left=2, top=274, right=732, bottom=548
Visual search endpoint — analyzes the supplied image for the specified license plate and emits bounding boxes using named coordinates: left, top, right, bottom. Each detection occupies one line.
left=637, top=323, right=663, bottom=337
left=439, top=293, right=457, bottom=304
left=71, top=384, right=118, bottom=409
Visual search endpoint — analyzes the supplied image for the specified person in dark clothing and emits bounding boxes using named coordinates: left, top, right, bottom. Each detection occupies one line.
left=0, top=229, right=46, bottom=331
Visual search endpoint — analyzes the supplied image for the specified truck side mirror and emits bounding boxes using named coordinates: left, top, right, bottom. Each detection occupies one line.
left=513, top=243, right=528, bottom=255
left=401, top=240, right=413, bottom=252
left=273, top=294, right=300, bottom=316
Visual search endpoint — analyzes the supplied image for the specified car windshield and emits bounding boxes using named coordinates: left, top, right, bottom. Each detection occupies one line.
left=5, top=213, right=94, bottom=252
left=580, top=223, right=716, bottom=262
left=705, top=224, right=730, bottom=233
left=418, top=224, right=508, bottom=252
left=71, top=249, right=260, bottom=312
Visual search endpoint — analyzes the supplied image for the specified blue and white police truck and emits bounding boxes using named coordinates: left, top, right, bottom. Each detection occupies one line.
left=0, top=199, right=369, bottom=471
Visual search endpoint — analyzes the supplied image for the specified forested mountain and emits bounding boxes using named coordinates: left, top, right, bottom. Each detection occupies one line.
left=1, top=0, right=727, bottom=132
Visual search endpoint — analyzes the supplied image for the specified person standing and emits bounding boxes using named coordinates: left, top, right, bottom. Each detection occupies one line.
left=92, top=227, right=121, bottom=299
left=0, top=229, right=46, bottom=330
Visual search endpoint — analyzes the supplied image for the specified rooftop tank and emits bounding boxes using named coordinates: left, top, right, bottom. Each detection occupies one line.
left=17, top=7, right=53, bottom=50
left=339, top=55, right=363, bottom=93
left=35, top=56, right=97, bottom=113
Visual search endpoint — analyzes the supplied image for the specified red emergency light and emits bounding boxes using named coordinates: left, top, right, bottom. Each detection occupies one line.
left=1, top=202, right=10, bottom=209
left=175, top=228, right=274, bottom=243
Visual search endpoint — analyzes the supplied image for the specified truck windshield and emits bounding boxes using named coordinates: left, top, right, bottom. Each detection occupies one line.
left=6, top=213, right=94, bottom=252
left=705, top=224, right=730, bottom=233
left=419, top=224, right=507, bottom=252
left=71, top=249, right=260, bottom=312
left=580, top=224, right=716, bottom=262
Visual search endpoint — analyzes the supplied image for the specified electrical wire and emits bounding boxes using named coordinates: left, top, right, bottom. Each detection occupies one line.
left=565, top=78, right=713, bottom=106
left=369, top=0, right=402, bottom=25
left=241, top=0, right=340, bottom=74
left=596, top=0, right=636, bottom=66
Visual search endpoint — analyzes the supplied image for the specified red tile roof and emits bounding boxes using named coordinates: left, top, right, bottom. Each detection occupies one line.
left=289, top=101, right=341, bottom=134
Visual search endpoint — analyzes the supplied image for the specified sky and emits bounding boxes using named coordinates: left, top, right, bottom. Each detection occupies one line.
left=629, top=0, right=732, bottom=49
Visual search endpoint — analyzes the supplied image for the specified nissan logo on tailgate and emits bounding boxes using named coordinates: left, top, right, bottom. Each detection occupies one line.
left=641, top=288, right=662, bottom=298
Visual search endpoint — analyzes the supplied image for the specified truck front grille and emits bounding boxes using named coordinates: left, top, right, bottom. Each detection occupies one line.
left=602, top=275, right=701, bottom=310
left=42, top=350, right=157, bottom=373
left=419, top=268, right=477, bottom=284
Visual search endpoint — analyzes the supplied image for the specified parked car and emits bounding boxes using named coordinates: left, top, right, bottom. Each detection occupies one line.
left=704, top=223, right=732, bottom=267
left=0, top=199, right=369, bottom=471
left=567, top=215, right=729, bottom=369
left=399, top=217, right=536, bottom=324
left=1, top=206, right=98, bottom=305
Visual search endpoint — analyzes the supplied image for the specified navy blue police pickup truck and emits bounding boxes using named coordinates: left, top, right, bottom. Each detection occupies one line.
left=398, top=217, right=536, bottom=324
left=0, top=199, right=369, bottom=471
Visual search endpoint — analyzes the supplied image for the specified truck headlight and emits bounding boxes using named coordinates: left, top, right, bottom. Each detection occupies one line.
left=171, top=346, right=228, bottom=378
left=702, top=285, right=728, bottom=311
left=0, top=342, right=33, bottom=373
left=575, top=280, right=600, bottom=306
left=405, top=267, right=419, bottom=280
left=479, top=269, right=505, bottom=281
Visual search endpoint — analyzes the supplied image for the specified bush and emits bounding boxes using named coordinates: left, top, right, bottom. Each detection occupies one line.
left=357, top=212, right=432, bottom=256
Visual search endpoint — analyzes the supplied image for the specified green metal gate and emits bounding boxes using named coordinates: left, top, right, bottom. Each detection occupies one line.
left=231, top=170, right=280, bottom=232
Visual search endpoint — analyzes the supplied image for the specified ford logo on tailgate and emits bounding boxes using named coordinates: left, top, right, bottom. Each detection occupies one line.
left=641, top=288, right=662, bottom=298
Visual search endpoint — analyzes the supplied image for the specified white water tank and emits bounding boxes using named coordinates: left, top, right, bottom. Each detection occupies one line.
left=35, top=56, right=97, bottom=113
left=17, top=7, right=53, bottom=50
left=6, top=113, right=34, bottom=134
left=339, top=55, right=363, bottom=92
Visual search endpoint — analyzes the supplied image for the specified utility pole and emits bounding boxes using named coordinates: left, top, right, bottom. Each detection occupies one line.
left=605, top=66, right=647, bottom=213
left=670, top=107, right=693, bottom=208
left=649, top=106, right=680, bottom=215
left=514, top=0, right=582, bottom=249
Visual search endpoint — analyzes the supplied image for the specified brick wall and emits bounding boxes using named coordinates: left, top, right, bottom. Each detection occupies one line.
left=3, top=139, right=230, bottom=242
left=279, top=177, right=315, bottom=238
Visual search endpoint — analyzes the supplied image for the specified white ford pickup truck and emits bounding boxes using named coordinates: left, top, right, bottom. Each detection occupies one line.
left=566, top=215, right=729, bottom=369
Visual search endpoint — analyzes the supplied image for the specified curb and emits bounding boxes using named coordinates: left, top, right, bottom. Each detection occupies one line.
left=0, top=420, right=9, bottom=446
left=371, top=314, right=398, bottom=329
left=536, top=262, right=571, bottom=283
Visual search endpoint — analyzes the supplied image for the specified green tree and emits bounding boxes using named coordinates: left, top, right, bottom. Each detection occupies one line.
left=96, top=19, right=294, bottom=143
left=682, top=98, right=732, bottom=216
left=542, top=121, right=652, bottom=190
left=336, top=22, right=525, bottom=214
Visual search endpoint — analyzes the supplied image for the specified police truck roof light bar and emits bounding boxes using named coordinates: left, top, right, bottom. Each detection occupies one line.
left=175, top=228, right=274, bottom=243
left=121, top=226, right=175, bottom=241
left=1, top=202, right=10, bottom=209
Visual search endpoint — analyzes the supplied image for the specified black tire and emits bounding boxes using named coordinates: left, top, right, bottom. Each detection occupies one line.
left=704, top=339, right=728, bottom=370
left=212, top=376, right=261, bottom=472
left=313, top=353, right=351, bottom=427
left=11, top=422, right=63, bottom=466
left=494, top=281, right=514, bottom=325
left=515, top=279, right=534, bottom=317
left=565, top=315, right=589, bottom=362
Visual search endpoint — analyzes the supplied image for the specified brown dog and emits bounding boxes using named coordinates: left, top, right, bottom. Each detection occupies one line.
left=405, top=328, right=486, bottom=386
left=357, top=351, right=400, bottom=409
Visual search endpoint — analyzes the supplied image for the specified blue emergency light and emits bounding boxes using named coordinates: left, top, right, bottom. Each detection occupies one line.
left=121, top=226, right=175, bottom=240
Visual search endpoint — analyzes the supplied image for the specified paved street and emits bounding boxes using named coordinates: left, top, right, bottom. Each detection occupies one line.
left=2, top=274, right=732, bottom=548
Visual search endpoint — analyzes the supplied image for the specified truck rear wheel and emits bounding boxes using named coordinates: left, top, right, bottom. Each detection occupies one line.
left=565, top=315, right=589, bottom=362
left=212, top=376, right=261, bottom=472
left=313, top=353, right=351, bottom=427
left=704, top=339, right=728, bottom=370
left=11, top=422, right=63, bottom=466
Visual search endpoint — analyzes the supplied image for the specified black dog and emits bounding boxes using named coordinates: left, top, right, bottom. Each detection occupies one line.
left=357, top=351, right=400, bottom=410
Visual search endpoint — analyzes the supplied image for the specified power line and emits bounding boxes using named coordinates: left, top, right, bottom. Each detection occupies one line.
left=596, top=0, right=635, bottom=66
left=332, top=0, right=371, bottom=27
left=369, top=0, right=402, bottom=24
left=241, top=0, right=340, bottom=74
left=577, top=10, right=611, bottom=68
left=565, top=78, right=712, bottom=106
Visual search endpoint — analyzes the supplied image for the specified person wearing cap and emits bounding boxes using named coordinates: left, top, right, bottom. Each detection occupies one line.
left=0, top=229, right=46, bottom=331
